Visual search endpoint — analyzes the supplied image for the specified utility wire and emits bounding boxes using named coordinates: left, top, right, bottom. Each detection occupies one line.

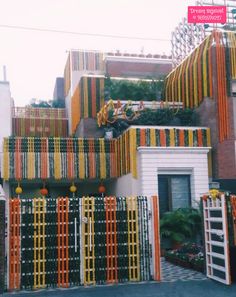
left=0, top=24, right=170, bottom=42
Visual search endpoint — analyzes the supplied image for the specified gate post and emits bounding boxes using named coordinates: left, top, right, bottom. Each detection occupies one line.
left=0, top=186, right=6, bottom=294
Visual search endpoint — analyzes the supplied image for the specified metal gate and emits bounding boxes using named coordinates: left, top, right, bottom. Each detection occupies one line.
left=202, top=194, right=231, bottom=285
left=8, top=195, right=161, bottom=291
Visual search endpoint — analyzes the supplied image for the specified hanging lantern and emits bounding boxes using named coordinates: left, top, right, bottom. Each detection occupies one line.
left=98, top=184, right=106, bottom=194
left=40, top=188, right=48, bottom=196
left=15, top=185, right=22, bottom=195
left=70, top=183, right=77, bottom=193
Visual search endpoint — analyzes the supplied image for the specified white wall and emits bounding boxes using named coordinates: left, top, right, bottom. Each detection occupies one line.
left=0, top=82, right=13, bottom=196
left=137, top=147, right=210, bottom=206
left=107, top=173, right=140, bottom=196
left=65, top=93, right=72, bottom=135
left=0, top=82, right=12, bottom=143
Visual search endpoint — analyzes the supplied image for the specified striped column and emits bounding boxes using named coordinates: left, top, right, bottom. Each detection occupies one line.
left=105, top=197, right=118, bottom=283
left=57, top=197, right=69, bottom=288
left=152, top=196, right=161, bottom=281
left=82, top=197, right=95, bottom=285
left=9, top=198, right=21, bottom=290
left=0, top=196, right=6, bottom=293
left=33, top=198, right=46, bottom=289
left=127, top=197, right=140, bottom=281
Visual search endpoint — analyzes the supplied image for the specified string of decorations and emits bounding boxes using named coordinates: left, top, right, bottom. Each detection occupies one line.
left=165, top=30, right=236, bottom=142
left=3, top=127, right=210, bottom=181
left=71, top=76, right=105, bottom=133
left=9, top=196, right=157, bottom=290
left=97, top=99, right=182, bottom=127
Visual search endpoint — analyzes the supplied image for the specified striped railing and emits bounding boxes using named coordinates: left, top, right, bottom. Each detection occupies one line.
left=3, top=126, right=211, bottom=181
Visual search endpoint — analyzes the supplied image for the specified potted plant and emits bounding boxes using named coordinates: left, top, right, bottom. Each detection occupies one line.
left=160, top=208, right=202, bottom=251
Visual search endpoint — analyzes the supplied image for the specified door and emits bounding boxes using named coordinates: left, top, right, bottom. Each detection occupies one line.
left=202, top=194, right=231, bottom=285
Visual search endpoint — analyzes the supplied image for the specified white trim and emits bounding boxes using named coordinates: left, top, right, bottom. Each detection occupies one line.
left=105, top=56, right=172, bottom=64
left=157, top=168, right=193, bottom=175
left=128, top=125, right=210, bottom=130
left=137, top=147, right=211, bottom=154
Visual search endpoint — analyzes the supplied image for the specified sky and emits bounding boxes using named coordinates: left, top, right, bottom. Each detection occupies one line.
left=0, top=0, right=195, bottom=106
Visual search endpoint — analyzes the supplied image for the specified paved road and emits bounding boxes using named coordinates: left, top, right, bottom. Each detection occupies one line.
left=3, top=280, right=236, bottom=297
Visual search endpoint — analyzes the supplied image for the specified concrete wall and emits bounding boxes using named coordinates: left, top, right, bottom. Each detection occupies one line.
left=107, top=173, right=140, bottom=196
left=53, top=77, right=65, bottom=102
left=197, top=97, right=236, bottom=179
left=137, top=147, right=210, bottom=207
left=75, top=118, right=104, bottom=138
left=0, top=82, right=13, bottom=178
left=65, top=93, right=72, bottom=135
left=105, top=57, right=172, bottom=79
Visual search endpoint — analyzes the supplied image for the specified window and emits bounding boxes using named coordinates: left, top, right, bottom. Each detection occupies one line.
left=158, top=175, right=191, bottom=215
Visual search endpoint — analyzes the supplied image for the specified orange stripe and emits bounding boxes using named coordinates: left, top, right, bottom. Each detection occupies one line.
left=9, top=199, right=21, bottom=290
left=57, top=198, right=61, bottom=286
left=65, top=197, right=69, bottom=287
left=105, top=197, right=118, bottom=283
left=197, top=129, right=203, bottom=147
left=179, top=129, right=185, bottom=146
left=61, top=199, right=65, bottom=287
left=160, top=130, right=166, bottom=147
left=152, top=196, right=161, bottom=281
left=140, top=129, right=146, bottom=146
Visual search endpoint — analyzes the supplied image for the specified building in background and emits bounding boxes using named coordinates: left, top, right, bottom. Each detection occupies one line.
left=53, top=77, right=65, bottom=103
left=171, top=0, right=236, bottom=66
left=64, top=49, right=172, bottom=137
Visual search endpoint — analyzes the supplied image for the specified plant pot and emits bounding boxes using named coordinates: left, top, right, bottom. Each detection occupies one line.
left=172, top=241, right=182, bottom=250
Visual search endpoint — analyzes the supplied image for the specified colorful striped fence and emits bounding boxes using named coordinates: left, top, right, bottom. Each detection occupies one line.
left=71, top=76, right=105, bottom=133
left=3, top=127, right=210, bottom=181
left=12, top=107, right=68, bottom=137
left=71, top=51, right=105, bottom=72
left=8, top=196, right=160, bottom=291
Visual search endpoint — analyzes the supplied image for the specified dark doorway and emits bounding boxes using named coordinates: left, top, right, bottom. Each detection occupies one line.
left=158, top=175, right=191, bottom=216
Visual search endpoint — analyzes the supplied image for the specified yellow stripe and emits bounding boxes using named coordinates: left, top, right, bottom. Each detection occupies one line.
left=188, top=130, right=193, bottom=147
left=99, top=138, right=106, bottom=178
left=82, top=197, right=95, bottom=285
left=54, top=138, right=61, bottom=179
left=206, top=128, right=211, bottom=147
left=127, top=197, right=140, bottom=281
left=177, top=62, right=184, bottom=102
left=99, top=78, right=105, bottom=108
left=84, top=77, right=88, bottom=118
left=169, top=129, right=175, bottom=146
left=78, top=139, right=85, bottom=179
left=193, top=46, right=200, bottom=107
left=185, top=55, right=191, bottom=107
left=129, top=129, right=137, bottom=178
left=150, top=128, right=156, bottom=146
left=202, top=36, right=211, bottom=97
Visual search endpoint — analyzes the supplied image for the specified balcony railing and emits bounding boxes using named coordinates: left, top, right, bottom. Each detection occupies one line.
left=12, top=107, right=68, bottom=119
